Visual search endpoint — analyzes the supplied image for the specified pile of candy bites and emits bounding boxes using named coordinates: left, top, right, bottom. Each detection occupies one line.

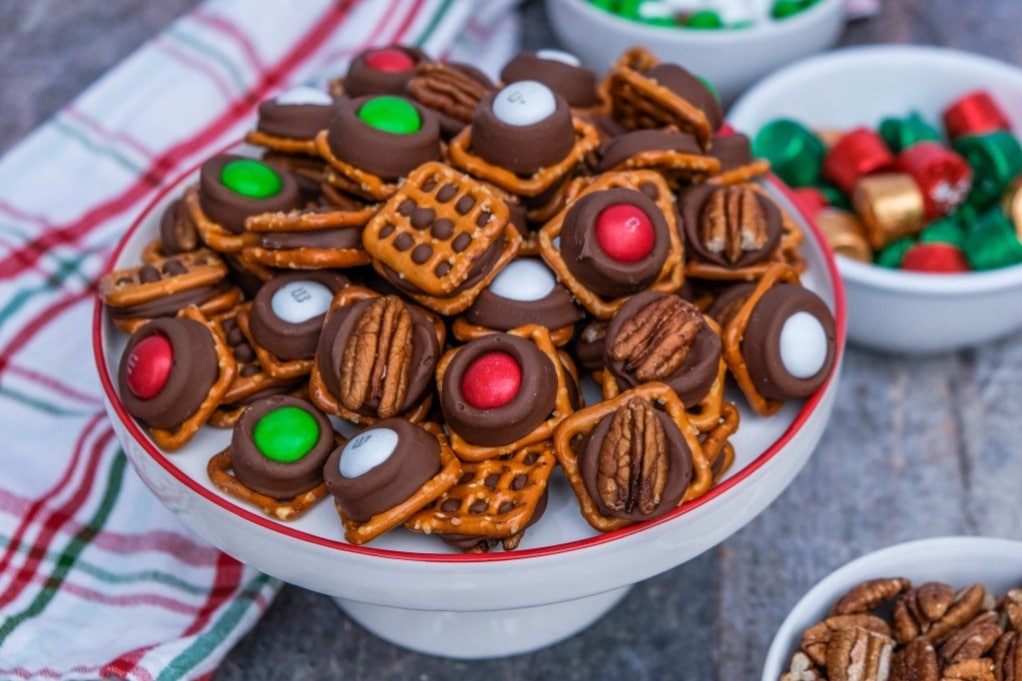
left=101, top=45, right=837, bottom=552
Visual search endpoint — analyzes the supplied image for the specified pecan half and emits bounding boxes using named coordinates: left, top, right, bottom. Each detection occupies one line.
left=942, top=658, right=996, bottom=681
left=891, top=639, right=939, bottom=681
left=825, top=626, right=895, bottom=681
left=833, top=578, right=913, bottom=616
left=802, top=614, right=893, bottom=667
left=597, top=397, right=668, bottom=515
left=699, top=185, right=769, bottom=263
left=607, top=296, right=703, bottom=381
left=782, top=652, right=824, bottom=681
left=1002, top=590, right=1022, bottom=634
left=920, top=585, right=990, bottom=646
left=940, top=611, right=1004, bottom=665
left=893, top=583, right=958, bottom=644
left=339, top=296, right=412, bottom=418
left=407, top=62, right=493, bottom=124
left=992, top=631, right=1022, bottom=681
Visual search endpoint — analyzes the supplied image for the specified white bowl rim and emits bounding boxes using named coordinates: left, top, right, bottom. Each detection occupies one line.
left=728, top=43, right=1022, bottom=297
left=92, top=154, right=847, bottom=566
left=553, top=0, right=846, bottom=43
left=762, top=534, right=1022, bottom=680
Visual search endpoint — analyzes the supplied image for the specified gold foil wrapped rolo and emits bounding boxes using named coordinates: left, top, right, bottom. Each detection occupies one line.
left=1001, top=176, right=1022, bottom=242
left=852, top=172, right=926, bottom=250
left=814, top=208, right=872, bottom=262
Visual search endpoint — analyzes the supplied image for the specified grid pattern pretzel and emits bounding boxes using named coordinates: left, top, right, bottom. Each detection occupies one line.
left=552, top=382, right=714, bottom=533
left=362, top=161, right=515, bottom=296
left=207, top=449, right=330, bottom=522
left=99, top=248, right=228, bottom=308
left=307, top=285, right=443, bottom=425
left=436, top=324, right=575, bottom=462
left=447, top=117, right=599, bottom=197
left=538, top=170, right=684, bottom=320
left=337, top=423, right=462, bottom=545
left=405, top=441, right=556, bottom=551
left=601, top=47, right=713, bottom=152
left=148, top=306, right=238, bottom=452
left=232, top=302, right=314, bottom=380
left=721, top=263, right=803, bottom=417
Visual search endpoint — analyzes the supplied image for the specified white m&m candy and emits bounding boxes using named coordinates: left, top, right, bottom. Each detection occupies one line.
left=488, top=259, right=557, bottom=302
left=338, top=428, right=399, bottom=478
left=275, top=85, right=334, bottom=106
left=778, top=311, right=829, bottom=379
left=270, top=280, right=334, bottom=324
left=492, top=80, right=558, bottom=127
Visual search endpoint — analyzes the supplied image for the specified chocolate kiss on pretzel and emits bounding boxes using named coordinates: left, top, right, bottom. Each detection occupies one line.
left=193, top=154, right=303, bottom=240
left=326, top=420, right=461, bottom=544
left=332, top=45, right=429, bottom=98
left=713, top=265, right=837, bottom=416
left=316, top=94, right=441, bottom=201
left=552, top=382, right=712, bottom=533
left=309, top=286, right=443, bottom=425
left=538, top=170, right=684, bottom=319
left=245, top=85, right=338, bottom=156
left=593, top=128, right=721, bottom=186
left=207, top=395, right=334, bottom=520
left=500, top=50, right=599, bottom=110
left=118, top=306, right=236, bottom=451
left=437, top=325, right=575, bottom=462
left=447, top=80, right=600, bottom=197
left=678, top=182, right=785, bottom=281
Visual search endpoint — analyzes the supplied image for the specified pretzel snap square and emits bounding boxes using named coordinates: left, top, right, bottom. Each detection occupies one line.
left=362, top=161, right=519, bottom=297
left=405, top=441, right=556, bottom=551
left=314, top=130, right=402, bottom=202
left=207, top=448, right=329, bottom=521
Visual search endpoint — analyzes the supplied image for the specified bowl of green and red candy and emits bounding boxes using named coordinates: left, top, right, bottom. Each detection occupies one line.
left=585, top=0, right=825, bottom=30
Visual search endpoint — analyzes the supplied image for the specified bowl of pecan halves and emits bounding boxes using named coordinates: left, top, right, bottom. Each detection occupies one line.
left=764, top=536, right=1022, bottom=681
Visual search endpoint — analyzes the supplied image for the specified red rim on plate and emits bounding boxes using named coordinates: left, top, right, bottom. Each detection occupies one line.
left=91, top=160, right=847, bottom=564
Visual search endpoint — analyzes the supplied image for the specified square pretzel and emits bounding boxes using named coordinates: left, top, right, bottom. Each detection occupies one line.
left=551, top=382, right=714, bottom=533
left=538, top=170, right=684, bottom=320
left=185, top=185, right=261, bottom=254
left=240, top=200, right=376, bottom=270
left=405, top=441, right=556, bottom=551
left=232, top=302, right=314, bottom=380
left=314, top=130, right=403, bottom=202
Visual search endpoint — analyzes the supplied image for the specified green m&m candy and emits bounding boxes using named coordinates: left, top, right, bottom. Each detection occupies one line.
left=220, top=159, right=282, bottom=198
left=253, top=406, right=321, bottom=463
left=357, top=96, right=422, bottom=135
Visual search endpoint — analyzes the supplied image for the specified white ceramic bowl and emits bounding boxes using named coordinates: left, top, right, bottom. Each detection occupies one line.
left=761, top=535, right=1022, bottom=681
left=93, top=159, right=845, bottom=659
left=729, top=45, right=1022, bottom=354
left=544, top=0, right=847, bottom=102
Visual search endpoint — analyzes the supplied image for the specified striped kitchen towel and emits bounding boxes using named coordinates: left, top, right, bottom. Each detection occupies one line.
left=0, top=1, right=519, bottom=679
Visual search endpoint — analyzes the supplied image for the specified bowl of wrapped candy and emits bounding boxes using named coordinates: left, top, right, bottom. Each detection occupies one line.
left=729, top=45, right=1022, bottom=354
left=94, top=43, right=845, bottom=658
left=763, top=536, right=1022, bottom=681
left=545, top=0, right=847, bottom=102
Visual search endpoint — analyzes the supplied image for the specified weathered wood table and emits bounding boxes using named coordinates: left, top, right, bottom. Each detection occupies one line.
left=5, top=1, right=1021, bottom=678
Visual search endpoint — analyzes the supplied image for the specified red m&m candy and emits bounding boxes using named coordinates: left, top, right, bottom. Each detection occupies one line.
left=364, top=47, right=416, bottom=73
left=595, top=203, right=655, bottom=263
left=460, top=351, right=522, bottom=410
left=124, top=333, right=173, bottom=399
